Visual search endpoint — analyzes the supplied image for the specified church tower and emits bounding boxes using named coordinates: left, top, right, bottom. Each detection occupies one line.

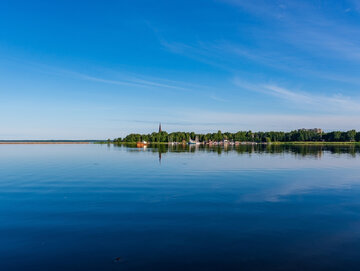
left=159, top=123, right=162, bottom=133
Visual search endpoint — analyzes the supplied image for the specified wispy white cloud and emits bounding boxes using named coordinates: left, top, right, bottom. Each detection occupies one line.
left=173, top=109, right=360, bottom=132
left=347, top=0, right=360, bottom=13
left=155, top=0, right=360, bottom=89
left=75, top=72, right=190, bottom=91
left=3, top=56, right=217, bottom=94
left=209, top=94, right=229, bottom=102
left=233, top=78, right=360, bottom=113
left=111, top=103, right=360, bottom=133
left=220, top=0, right=360, bottom=61
left=158, top=36, right=360, bottom=89
left=107, top=110, right=360, bottom=136
left=217, top=0, right=300, bottom=19
left=262, top=85, right=360, bottom=112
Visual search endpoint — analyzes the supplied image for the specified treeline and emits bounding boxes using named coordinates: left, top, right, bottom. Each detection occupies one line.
left=113, top=129, right=360, bottom=143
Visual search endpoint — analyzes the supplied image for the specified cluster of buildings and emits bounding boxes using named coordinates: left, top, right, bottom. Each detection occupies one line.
left=183, top=139, right=262, bottom=146
left=206, top=140, right=260, bottom=146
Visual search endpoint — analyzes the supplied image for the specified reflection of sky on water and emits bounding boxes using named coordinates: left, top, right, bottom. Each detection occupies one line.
left=1, top=144, right=360, bottom=270
left=1, top=144, right=359, bottom=202
left=124, top=145, right=360, bottom=203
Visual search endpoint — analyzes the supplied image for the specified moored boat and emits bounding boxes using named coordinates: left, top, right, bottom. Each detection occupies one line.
left=188, top=136, right=200, bottom=145
left=136, top=141, right=148, bottom=147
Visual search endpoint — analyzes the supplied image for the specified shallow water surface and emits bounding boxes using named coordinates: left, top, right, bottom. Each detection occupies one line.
left=1, top=144, right=360, bottom=270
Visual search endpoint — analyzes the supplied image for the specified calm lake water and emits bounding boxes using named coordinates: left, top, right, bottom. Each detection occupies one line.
left=1, top=144, right=360, bottom=270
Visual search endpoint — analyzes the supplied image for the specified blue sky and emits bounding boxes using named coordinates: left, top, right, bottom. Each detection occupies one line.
left=1, top=0, right=360, bottom=139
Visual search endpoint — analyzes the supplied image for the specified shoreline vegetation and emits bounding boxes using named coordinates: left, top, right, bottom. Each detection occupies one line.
left=109, top=129, right=360, bottom=145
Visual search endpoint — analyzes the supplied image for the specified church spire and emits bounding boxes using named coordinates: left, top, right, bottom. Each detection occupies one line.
left=159, top=123, right=162, bottom=133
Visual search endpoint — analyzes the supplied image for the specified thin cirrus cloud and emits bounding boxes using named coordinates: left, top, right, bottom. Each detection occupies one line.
left=233, top=78, right=360, bottom=113
left=159, top=36, right=360, bottom=91
left=220, top=0, right=360, bottom=61
left=110, top=106, right=360, bottom=133
left=173, top=109, right=360, bottom=132
left=3, top=57, right=198, bottom=93
left=76, top=73, right=190, bottom=91
left=157, top=0, right=360, bottom=86
left=160, top=37, right=360, bottom=90
left=44, top=66, right=193, bottom=92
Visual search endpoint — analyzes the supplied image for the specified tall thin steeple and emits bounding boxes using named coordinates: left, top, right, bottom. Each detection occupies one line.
left=159, top=123, right=162, bottom=133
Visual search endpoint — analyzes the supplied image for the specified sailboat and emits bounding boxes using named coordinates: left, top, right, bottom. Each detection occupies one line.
left=188, top=136, right=200, bottom=145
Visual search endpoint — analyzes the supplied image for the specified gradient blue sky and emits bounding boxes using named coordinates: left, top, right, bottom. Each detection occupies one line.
left=1, top=0, right=360, bottom=139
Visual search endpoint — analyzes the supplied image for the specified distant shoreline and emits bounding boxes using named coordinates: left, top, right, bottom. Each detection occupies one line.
left=0, top=141, right=93, bottom=144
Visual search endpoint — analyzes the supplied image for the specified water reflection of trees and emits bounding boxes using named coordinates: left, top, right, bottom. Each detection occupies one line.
left=116, top=143, right=360, bottom=158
